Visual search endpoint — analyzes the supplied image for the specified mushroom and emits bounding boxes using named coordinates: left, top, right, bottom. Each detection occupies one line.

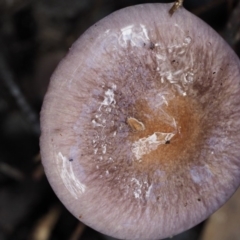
left=40, top=3, right=240, bottom=240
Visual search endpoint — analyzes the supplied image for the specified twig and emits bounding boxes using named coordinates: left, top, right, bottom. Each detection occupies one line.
left=0, top=53, right=40, bottom=135
left=191, top=0, right=226, bottom=16
left=32, top=165, right=44, bottom=181
left=69, top=223, right=85, bottom=240
left=222, top=0, right=240, bottom=51
left=169, top=0, right=184, bottom=16
left=0, top=162, right=25, bottom=181
left=31, top=206, right=61, bottom=240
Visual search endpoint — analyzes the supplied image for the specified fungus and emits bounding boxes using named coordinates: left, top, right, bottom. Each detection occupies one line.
left=40, top=3, right=240, bottom=240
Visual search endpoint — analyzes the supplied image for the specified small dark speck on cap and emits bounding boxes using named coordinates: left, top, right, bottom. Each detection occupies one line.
left=69, top=158, right=73, bottom=162
left=149, top=42, right=155, bottom=50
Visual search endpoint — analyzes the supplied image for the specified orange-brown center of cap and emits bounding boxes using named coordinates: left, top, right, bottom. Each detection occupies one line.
left=127, top=95, right=203, bottom=168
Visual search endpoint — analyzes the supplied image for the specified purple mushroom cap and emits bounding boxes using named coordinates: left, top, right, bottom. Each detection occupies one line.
left=40, top=3, right=240, bottom=240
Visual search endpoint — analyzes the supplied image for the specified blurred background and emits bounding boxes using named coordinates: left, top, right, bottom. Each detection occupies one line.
left=0, top=0, right=239, bottom=239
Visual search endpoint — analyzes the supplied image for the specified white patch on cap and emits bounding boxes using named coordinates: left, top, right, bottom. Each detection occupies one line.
left=132, top=132, right=175, bottom=161
left=119, top=24, right=150, bottom=47
left=99, top=84, right=117, bottom=111
left=57, top=152, right=86, bottom=199
left=190, top=165, right=213, bottom=185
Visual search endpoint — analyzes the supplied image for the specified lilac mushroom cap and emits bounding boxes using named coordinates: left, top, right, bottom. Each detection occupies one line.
left=40, top=3, right=240, bottom=240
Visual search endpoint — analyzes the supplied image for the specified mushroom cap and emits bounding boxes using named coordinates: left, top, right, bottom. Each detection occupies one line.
left=40, top=3, right=240, bottom=240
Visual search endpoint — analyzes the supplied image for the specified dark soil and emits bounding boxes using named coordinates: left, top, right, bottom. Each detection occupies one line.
left=0, top=0, right=239, bottom=240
